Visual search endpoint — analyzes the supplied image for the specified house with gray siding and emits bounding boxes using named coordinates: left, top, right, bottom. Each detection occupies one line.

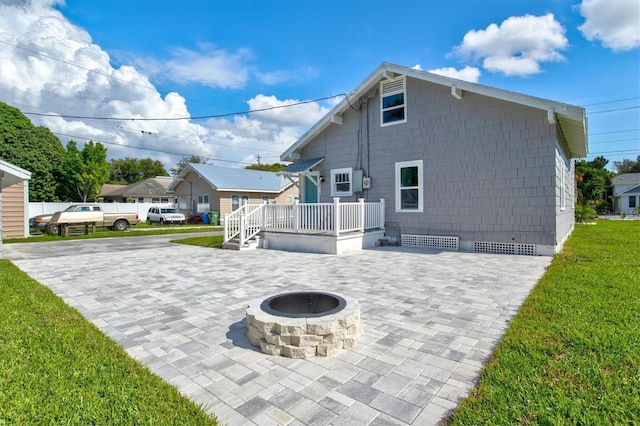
left=279, top=62, right=588, bottom=256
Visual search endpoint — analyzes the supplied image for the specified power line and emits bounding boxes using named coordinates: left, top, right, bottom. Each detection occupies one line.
left=23, top=94, right=347, bottom=121
left=51, top=132, right=256, bottom=166
left=587, top=105, right=640, bottom=115
left=1, top=39, right=347, bottom=126
left=583, top=97, right=640, bottom=107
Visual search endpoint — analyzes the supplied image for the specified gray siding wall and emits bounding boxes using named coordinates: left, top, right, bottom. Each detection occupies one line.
left=301, top=76, right=570, bottom=247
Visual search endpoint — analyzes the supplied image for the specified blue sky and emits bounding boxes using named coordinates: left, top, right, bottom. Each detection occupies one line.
left=1, top=0, right=638, bottom=171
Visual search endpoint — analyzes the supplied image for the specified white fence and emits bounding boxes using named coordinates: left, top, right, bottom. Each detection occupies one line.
left=28, top=202, right=166, bottom=222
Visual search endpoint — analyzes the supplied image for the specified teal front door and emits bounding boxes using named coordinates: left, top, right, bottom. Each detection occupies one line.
left=304, top=175, right=318, bottom=203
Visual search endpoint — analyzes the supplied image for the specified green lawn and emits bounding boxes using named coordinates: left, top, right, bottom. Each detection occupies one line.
left=448, top=220, right=640, bottom=424
left=0, top=260, right=218, bottom=425
left=6, top=223, right=220, bottom=243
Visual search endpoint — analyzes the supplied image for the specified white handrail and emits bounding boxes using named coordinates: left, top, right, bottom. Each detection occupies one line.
left=223, top=198, right=385, bottom=244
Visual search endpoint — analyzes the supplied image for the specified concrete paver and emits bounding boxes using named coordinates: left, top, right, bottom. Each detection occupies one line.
left=4, top=235, right=550, bottom=425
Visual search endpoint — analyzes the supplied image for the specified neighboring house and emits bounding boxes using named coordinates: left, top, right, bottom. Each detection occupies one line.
left=280, top=62, right=588, bottom=256
left=99, top=176, right=174, bottom=203
left=166, top=163, right=298, bottom=221
left=1, top=159, right=31, bottom=257
left=611, top=173, right=640, bottom=214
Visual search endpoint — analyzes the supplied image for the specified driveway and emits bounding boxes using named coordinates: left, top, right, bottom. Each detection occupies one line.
left=4, top=235, right=551, bottom=425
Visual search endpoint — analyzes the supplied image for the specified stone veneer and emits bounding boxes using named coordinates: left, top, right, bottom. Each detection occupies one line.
left=246, top=293, right=364, bottom=359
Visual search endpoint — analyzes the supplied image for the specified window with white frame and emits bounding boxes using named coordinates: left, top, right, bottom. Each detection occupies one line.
left=380, top=76, right=406, bottom=126
left=261, top=195, right=270, bottom=204
left=231, top=195, right=249, bottom=211
left=197, top=194, right=209, bottom=212
left=331, top=167, right=353, bottom=196
left=395, top=160, right=423, bottom=212
left=560, top=164, right=566, bottom=210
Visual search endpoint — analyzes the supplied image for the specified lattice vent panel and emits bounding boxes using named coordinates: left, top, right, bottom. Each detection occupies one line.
left=401, top=234, right=459, bottom=251
left=473, top=241, right=536, bottom=256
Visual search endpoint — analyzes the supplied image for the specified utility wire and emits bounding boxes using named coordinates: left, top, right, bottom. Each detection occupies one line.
left=23, top=94, right=347, bottom=121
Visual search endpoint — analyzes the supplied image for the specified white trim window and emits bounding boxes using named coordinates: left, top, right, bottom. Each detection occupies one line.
left=381, top=76, right=407, bottom=126
left=395, top=160, right=423, bottom=212
left=232, top=195, right=249, bottom=211
left=197, top=194, right=210, bottom=212
left=331, top=167, right=353, bottom=197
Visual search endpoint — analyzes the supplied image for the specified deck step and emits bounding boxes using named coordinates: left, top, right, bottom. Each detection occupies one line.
left=221, top=236, right=262, bottom=251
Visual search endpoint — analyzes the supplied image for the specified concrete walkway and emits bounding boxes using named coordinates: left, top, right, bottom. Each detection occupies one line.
left=5, top=235, right=551, bottom=425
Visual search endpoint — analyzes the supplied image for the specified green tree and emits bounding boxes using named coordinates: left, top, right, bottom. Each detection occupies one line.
left=61, top=141, right=110, bottom=202
left=171, top=155, right=207, bottom=176
left=0, top=101, right=66, bottom=201
left=245, top=163, right=286, bottom=172
left=109, top=157, right=168, bottom=184
left=613, top=155, right=640, bottom=174
left=575, top=156, right=614, bottom=213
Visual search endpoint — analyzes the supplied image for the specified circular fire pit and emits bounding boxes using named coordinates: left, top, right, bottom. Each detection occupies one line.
left=246, top=291, right=363, bottom=359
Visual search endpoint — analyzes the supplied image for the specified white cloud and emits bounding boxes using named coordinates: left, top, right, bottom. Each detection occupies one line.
left=256, top=66, right=319, bottom=85
left=247, top=94, right=332, bottom=126
left=162, top=45, right=252, bottom=89
left=0, top=0, right=332, bottom=169
left=0, top=0, right=219, bottom=168
left=427, top=66, right=481, bottom=83
left=579, top=0, right=640, bottom=51
left=454, top=13, right=568, bottom=76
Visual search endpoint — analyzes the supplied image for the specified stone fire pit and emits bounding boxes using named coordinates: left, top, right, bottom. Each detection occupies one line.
left=246, top=291, right=364, bottom=359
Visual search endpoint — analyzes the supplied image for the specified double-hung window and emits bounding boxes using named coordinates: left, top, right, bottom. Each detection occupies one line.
left=197, top=194, right=210, bottom=212
left=381, top=76, right=406, bottom=126
left=395, top=160, right=423, bottom=212
left=231, top=195, right=249, bottom=211
left=331, top=167, right=353, bottom=197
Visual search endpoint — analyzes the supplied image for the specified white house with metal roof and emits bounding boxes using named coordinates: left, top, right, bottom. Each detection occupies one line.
left=166, top=163, right=298, bottom=223
left=611, top=173, right=640, bottom=215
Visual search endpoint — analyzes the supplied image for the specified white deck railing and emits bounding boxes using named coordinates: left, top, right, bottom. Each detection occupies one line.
left=224, top=198, right=385, bottom=246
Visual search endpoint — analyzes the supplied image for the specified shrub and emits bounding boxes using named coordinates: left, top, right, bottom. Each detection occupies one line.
left=575, top=204, right=597, bottom=223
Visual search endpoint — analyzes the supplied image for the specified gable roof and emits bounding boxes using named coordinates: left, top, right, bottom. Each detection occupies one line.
left=0, top=159, right=31, bottom=188
left=99, top=177, right=173, bottom=198
left=611, top=173, right=640, bottom=186
left=167, top=163, right=294, bottom=193
left=281, top=62, right=588, bottom=161
left=618, top=184, right=640, bottom=196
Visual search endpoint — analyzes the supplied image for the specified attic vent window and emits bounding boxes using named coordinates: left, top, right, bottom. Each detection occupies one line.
left=380, top=75, right=406, bottom=126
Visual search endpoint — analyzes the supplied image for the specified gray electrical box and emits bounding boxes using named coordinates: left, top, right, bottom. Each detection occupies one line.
left=362, top=176, right=371, bottom=189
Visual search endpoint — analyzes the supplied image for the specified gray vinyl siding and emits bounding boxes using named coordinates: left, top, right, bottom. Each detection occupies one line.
left=301, top=76, right=571, bottom=247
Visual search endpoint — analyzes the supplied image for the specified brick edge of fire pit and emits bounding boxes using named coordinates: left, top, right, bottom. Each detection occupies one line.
left=245, top=292, right=364, bottom=359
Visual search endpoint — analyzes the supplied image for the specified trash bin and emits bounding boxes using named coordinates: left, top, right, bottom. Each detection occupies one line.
left=201, top=212, right=210, bottom=224
left=209, top=211, right=219, bottom=226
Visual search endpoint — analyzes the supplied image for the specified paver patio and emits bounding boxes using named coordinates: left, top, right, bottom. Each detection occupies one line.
left=6, top=236, right=551, bottom=425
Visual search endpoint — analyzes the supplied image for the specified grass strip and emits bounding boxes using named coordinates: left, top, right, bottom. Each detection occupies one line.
left=448, top=220, right=640, bottom=424
left=5, top=225, right=220, bottom=243
left=170, top=235, right=224, bottom=248
left=0, top=260, right=218, bottom=425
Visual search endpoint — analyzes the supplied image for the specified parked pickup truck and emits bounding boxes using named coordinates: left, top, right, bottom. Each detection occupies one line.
left=45, top=204, right=139, bottom=235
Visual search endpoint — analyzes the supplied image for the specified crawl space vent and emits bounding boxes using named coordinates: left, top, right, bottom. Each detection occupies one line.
left=473, top=241, right=536, bottom=256
left=401, top=234, right=459, bottom=251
